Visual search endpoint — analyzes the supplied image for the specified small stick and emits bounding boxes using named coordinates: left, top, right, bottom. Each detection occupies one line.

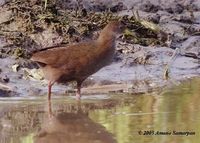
left=0, top=83, right=12, bottom=90
left=163, top=48, right=179, bottom=79
left=44, top=0, right=47, bottom=10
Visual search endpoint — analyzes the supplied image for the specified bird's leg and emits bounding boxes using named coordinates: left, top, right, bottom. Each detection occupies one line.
left=48, top=81, right=54, bottom=101
left=76, top=81, right=82, bottom=100
left=47, top=81, right=54, bottom=118
left=48, top=98, right=53, bottom=118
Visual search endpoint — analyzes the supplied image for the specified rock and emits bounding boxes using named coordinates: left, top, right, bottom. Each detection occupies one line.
left=0, top=0, right=5, bottom=6
left=0, top=9, right=12, bottom=24
left=11, top=64, right=20, bottom=72
left=0, top=83, right=15, bottom=97
left=179, top=36, right=200, bottom=59
left=27, top=87, right=42, bottom=96
left=190, top=0, right=200, bottom=11
left=186, top=24, right=200, bottom=35
left=172, top=56, right=199, bottom=69
left=123, top=46, right=174, bottom=66
left=165, top=3, right=184, bottom=14
left=0, top=88, right=11, bottom=97
left=110, top=2, right=127, bottom=12
left=0, top=36, right=10, bottom=48
left=30, top=29, right=63, bottom=48
left=128, top=79, right=159, bottom=94
left=139, top=1, right=161, bottom=13
left=169, top=35, right=188, bottom=49
left=0, top=75, right=9, bottom=83
left=147, top=14, right=161, bottom=24
left=93, top=4, right=107, bottom=12
left=56, top=0, right=78, bottom=10
left=124, top=50, right=152, bottom=66
left=0, top=0, right=11, bottom=6
left=190, top=11, right=200, bottom=24
left=160, top=21, right=185, bottom=37
left=173, top=15, right=194, bottom=24
left=116, top=42, right=140, bottom=54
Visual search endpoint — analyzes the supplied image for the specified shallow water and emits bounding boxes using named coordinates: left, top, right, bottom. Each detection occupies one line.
left=0, top=78, right=200, bottom=143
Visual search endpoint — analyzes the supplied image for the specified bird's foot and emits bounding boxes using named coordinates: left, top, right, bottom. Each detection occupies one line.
left=76, top=93, right=81, bottom=100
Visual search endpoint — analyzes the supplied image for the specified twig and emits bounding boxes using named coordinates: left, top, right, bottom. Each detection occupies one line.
left=0, top=83, right=12, bottom=91
left=163, top=48, right=179, bottom=79
left=44, top=0, right=48, bottom=10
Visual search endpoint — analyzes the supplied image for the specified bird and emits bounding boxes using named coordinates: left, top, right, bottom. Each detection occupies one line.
left=34, top=110, right=117, bottom=143
left=31, top=21, right=125, bottom=100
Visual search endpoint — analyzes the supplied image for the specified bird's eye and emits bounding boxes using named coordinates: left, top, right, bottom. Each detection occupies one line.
left=119, top=24, right=125, bottom=31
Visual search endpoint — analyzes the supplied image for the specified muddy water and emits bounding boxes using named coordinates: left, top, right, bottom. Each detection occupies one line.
left=0, top=78, right=200, bottom=143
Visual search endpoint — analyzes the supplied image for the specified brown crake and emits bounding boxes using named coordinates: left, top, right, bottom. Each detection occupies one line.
left=31, top=21, right=125, bottom=100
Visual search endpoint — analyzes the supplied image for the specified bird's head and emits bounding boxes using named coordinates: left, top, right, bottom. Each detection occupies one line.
left=104, top=20, right=125, bottom=35
left=98, top=20, right=125, bottom=42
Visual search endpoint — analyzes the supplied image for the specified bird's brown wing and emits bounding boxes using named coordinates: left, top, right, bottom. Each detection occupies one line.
left=31, top=42, right=97, bottom=68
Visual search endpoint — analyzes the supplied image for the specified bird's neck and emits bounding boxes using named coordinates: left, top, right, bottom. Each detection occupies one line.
left=96, top=31, right=116, bottom=51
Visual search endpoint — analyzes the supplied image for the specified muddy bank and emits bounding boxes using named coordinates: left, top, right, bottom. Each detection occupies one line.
left=0, top=0, right=200, bottom=97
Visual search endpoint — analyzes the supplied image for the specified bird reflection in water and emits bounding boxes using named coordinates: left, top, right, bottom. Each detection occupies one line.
left=34, top=100, right=117, bottom=143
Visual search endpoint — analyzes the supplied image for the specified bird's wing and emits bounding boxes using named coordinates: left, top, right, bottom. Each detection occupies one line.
left=31, top=42, right=97, bottom=68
